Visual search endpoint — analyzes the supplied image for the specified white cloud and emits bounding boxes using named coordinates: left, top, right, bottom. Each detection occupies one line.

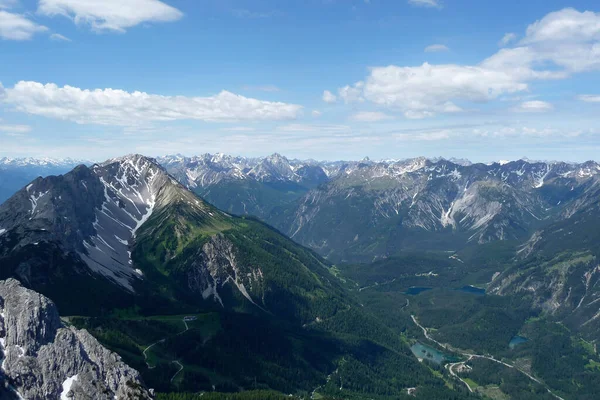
left=424, top=44, right=449, bottom=52
left=312, top=110, right=322, bottom=117
left=330, top=8, right=600, bottom=119
left=37, top=0, right=183, bottom=33
left=522, top=8, right=600, bottom=44
left=578, top=94, right=600, bottom=102
left=339, top=82, right=364, bottom=103
left=508, top=8, right=600, bottom=73
left=408, top=0, right=441, bottom=8
left=499, top=33, right=517, bottom=47
left=322, top=90, right=337, bottom=103
left=335, top=63, right=519, bottom=118
left=0, top=123, right=31, bottom=133
left=513, top=100, right=554, bottom=112
left=0, top=81, right=303, bottom=126
left=49, top=32, right=70, bottom=41
left=351, top=111, right=393, bottom=122
left=0, top=10, right=47, bottom=40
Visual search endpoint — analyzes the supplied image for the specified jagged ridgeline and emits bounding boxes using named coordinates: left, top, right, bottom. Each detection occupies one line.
left=0, top=155, right=471, bottom=398
left=0, top=155, right=348, bottom=320
left=160, top=154, right=600, bottom=263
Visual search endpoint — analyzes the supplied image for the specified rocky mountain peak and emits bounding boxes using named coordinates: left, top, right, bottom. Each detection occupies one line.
left=0, top=154, right=198, bottom=292
left=0, top=278, right=151, bottom=400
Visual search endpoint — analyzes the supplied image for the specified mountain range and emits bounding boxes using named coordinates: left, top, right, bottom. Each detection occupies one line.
left=1, top=153, right=599, bottom=399
left=0, top=154, right=468, bottom=399
left=158, top=153, right=600, bottom=262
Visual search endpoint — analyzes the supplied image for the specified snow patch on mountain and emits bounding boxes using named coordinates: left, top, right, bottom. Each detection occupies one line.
left=60, top=375, right=78, bottom=400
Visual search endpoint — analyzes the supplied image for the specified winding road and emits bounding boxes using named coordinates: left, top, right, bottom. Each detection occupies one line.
left=142, top=317, right=191, bottom=382
left=171, top=361, right=184, bottom=383
left=410, top=315, right=565, bottom=400
left=142, top=339, right=165, bottom=369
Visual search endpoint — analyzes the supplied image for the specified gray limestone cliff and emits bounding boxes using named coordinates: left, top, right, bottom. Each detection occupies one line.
left=0, top=278, right=151, bottom=400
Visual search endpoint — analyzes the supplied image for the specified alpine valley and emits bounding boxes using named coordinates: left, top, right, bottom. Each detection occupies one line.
left=0, top=153, right=599, bottom=400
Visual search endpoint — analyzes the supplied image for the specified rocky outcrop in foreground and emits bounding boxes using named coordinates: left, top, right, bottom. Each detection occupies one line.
left=0, top=278, right=151, bottom=400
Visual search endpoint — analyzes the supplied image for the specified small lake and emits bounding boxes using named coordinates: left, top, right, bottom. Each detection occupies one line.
left=410, top=342, right=449, bottom=364
left=405, top=287, right=433, bottom=295
left=509, top=336, right=529, bottom=349
left=456, top=285, right=486, bottom=295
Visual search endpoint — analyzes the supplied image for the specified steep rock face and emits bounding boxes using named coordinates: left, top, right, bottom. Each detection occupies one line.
left=0, top=279, right=151, bottom=400
left=187, top=234, right=265, bottom=308
left=0, top=155, right=189, bottom=292
left=489, top=200, right=600, bottom=340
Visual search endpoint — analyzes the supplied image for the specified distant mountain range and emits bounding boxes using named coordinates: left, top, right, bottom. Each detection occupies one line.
left=4, top=154, right=599, bottom=264
left=158, top=153, right=600, bottom=263
left=0, top=157, right=89, bottom=204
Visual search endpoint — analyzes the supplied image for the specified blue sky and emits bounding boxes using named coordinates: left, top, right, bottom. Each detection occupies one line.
left=1, top=0, right=599, bottom=162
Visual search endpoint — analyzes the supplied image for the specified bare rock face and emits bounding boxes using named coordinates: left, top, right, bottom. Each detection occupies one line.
left=187, top=234, right=265, bottom=309
left=0, top=278, right=151, bottom=400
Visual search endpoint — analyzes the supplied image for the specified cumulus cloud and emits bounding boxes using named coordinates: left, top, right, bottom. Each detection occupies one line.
left=522, top=8, right=600, bottom=44
left=327, top=8, right=600, bottom=119
left=335, top=63, right=514, bottom=118
left=0, top=10, right=47, bottom=40
left=408, top=0, right=441, bottom=8
left=513, top=100, right=554, bottom=112
left=424, top=44, right=449, bottom=52
left=0, top=81, right=303, bottom=126
left=351, top=111, right=393, bottom=122
left=322, top=90, right=337, bottom=103
left=578, top=94, right=600, bottom=102
left=338, top=83, right=364, bottom=103
left=37, top=0, right=183, bottom=33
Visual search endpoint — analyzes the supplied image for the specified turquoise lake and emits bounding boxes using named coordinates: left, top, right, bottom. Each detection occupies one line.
left=509, top=335, right=529, bottom=349
left=410, top=342, right=453, bottom=364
